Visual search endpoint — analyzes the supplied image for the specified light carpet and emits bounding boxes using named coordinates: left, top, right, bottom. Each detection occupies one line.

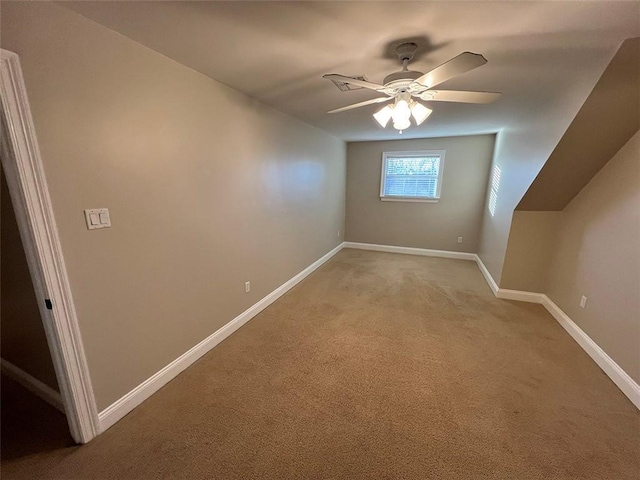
left=2, top=249, right=638, bottom=479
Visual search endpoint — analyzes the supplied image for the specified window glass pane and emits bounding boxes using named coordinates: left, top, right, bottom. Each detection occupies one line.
left=383, top=156, right=440, bottom=198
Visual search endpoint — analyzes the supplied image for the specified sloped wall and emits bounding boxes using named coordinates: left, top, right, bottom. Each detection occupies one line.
left=518, top=38, right=639, bottom=211
left=477, top=41, right=628, bottom=284
left=481, top=38, right=639, bottom=287
left=500, top=37, right=639, bottom=293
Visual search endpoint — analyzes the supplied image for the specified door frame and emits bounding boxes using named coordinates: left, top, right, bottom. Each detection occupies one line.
left=1, top=49, right=99, bottom=443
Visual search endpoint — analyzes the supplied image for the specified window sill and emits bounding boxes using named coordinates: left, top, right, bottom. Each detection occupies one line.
left=380, top=197, right=440, bottom=203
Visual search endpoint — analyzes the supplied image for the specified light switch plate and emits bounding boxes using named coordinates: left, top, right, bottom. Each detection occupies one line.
left=84, top=208, right=111, bottom=230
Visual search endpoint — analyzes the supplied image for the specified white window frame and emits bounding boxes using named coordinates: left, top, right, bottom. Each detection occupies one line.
left=379, top=150, right=446, bottom=203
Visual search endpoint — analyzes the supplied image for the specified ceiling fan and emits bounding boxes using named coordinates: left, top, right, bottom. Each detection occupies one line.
left=323, top=42, right=501, bottom=133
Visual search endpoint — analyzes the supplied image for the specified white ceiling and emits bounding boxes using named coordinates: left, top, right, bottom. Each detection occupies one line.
left=62, top=1, right=639, bottom=141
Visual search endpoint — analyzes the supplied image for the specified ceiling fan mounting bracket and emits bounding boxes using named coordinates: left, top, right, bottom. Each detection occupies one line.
left=395, top=42, right=418, bottom=63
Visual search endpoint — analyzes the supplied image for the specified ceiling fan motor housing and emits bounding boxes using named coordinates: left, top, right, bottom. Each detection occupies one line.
left=383, top=42, right=424, bottom=91
left=383, top=70, right=423, bottom=88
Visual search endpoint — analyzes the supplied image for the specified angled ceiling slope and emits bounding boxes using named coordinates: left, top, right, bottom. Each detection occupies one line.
left=517, top=38, right=640, bottom=212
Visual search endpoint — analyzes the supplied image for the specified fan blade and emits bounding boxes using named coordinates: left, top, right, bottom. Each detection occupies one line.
left=327, top=96, right=392, bottom=114
left=424, top=90, right=501, bottom=104
left=413, top=52, right=488, bottom=89
left=323, top=74, right=386, bottom=92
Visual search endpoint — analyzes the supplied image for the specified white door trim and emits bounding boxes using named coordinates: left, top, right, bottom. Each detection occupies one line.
left=1, top=358, right=65, bottom=413
left=1, top=50, right=100, bottom=443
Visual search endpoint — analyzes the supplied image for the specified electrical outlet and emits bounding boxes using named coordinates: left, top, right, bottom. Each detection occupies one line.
left=457, top=236, right=463, bottom=243
left=245, top=281, right=251, bottom=293
left=580, top=295, right=587, bottom=308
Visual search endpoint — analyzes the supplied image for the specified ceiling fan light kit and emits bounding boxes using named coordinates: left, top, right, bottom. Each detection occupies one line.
left=373, top=94, right=433, bottom=133
left=411, top=101, right=432, bottom=126
left=324, top=42, right=501, bottom=134
left=391, top=98, right=411, bottom=131
left=373, top=104, right=393, bottom=128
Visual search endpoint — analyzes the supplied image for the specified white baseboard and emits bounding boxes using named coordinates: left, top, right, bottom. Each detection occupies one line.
left=98, top=243, right=344, bottom=432
left=348, top=246, right=640, bottom=410
left=474, top=256, right=544, bottom=302
left=344, top=242, right=476, bottom=261
left=540, top=295, right=640, bottom=410
left=1, top=358, right=65, bottom=413
left=98, top=241, right=638, bottom=432
left=472, top=257, right=639, bottom=410
left=473, top=255, right=499, bottom=295
left=496, top=288, right=545, bottom=303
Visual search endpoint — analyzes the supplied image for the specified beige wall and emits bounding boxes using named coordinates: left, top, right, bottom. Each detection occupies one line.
left=501, top=211, right=561, bottom=292
left=345, top=135, right=495, bottom=252
left=477, top=43, right=622, bottom=284
left=546, top=131, right=640, bottom=383
left=1, top=2, right=346, bottom=410
left=1, top=167, right=59, bottom=391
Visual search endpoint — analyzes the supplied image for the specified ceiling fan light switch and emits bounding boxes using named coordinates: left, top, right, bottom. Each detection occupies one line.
left=84, top=208, right=111, bottom=230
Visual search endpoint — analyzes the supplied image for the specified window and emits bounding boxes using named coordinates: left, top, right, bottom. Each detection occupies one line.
left=380, top=150, right=445, bottom=202
left=488, top=164, right=501, bottom=216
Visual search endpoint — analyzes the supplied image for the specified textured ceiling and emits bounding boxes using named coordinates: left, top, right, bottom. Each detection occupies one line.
left=62, top=1, right=640, bottom=141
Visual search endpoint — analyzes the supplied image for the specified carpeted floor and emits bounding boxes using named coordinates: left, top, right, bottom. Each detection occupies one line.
left=2, top=249, right=638, bottom=479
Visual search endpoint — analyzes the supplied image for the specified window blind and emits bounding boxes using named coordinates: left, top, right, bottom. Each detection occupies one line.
left=382, top=156, right=441, bottom=198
